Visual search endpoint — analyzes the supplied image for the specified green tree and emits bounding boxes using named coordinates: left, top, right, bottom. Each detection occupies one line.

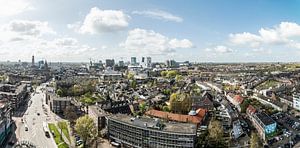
left=169, top=93, right=192, bottom=114
left=75, top=115, right=97, bottom=147
left=127, top=73, right=135, bottom=80
left=169, top=93, right=179, bottom=112
left=162, top=89, right=171, bottom=96
left=250, top=132, right=259, bottom=148
left=64, top=106, right=78, bottom=123
left=208, top=119, right=226, bottom=147
left=162, top=106, right=170, bottom=112
left=240, top=99, right=250, bottom=113
left=161, top=71, right=168, bottom=77
left=130, top=80, right=137, bottom=89
left=57, top=89, right=63, bottom=97
left=166, top=70, right=177, bottom=79
left=175, top=74, right=183, bottom=82
left=139, top=102, right=147, bottom=113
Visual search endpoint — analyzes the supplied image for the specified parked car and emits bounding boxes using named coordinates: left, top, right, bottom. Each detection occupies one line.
left=76, top=140, right=83, bottom=146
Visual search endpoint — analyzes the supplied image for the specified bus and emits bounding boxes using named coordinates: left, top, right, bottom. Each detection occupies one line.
left=43, top=122, right=50, bottom=138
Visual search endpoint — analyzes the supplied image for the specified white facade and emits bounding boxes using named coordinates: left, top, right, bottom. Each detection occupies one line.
left=293, top=93, right=300, bottom=111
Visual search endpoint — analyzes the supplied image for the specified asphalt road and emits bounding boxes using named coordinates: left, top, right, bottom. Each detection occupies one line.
left=15, top=85, right=56, bottom=148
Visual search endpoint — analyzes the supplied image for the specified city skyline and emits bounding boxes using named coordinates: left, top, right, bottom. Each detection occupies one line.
left=1, top=0, right=300, bottom=62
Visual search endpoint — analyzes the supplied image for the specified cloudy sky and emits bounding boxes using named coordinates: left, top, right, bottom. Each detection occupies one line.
left=1, top=0, right=300, bottom=62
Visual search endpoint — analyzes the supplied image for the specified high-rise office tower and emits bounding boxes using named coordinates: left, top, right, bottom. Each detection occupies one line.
left=131, top=57, right=137, bottom=65
left=31, top=55, right=35, bottom=67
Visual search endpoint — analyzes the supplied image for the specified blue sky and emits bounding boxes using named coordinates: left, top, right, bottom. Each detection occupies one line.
left=1, top=0, right=300, bottom=62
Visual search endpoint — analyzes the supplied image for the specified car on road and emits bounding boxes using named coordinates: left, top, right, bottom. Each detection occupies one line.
left=25, top=125, right=28, bottom=131
left=51, top=130, right=56, bottom=137
left=76, top=140, right=83, bottom=146
left=21, top=118, right=24, bottom=123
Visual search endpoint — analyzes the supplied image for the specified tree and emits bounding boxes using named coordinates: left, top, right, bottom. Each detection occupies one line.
left=75, top=115, right=97, bottom=147
left=175, top=74, right=183, bottom=82
left=162, top=106, right=170, bottom=112
left=208, top=119, right=223, bottom=140
left=162, top=89, right=171, bottom=96
left=169, top=93, right=192, bottom=114
left=57, top=89, right=63, bottom=97
left=64, top=106, right=78, bottom=123
left=161, top=71, right=168, bottom=77
left=139, top=102, right=147, bottom=113
left=208, top=119, right=225, bottom=147
left=250, top=132, right=259, bottom=148
left=72, top=84, right=83, bottom=96
left=240, top=99, right=250, bottom=113
left=166, top=70, right=177, bottom=79
left=130, top=80, right=137, bottom=89
left=127, top=73, right=134, bottom=80
left=169, top=93, right=179, bottom=112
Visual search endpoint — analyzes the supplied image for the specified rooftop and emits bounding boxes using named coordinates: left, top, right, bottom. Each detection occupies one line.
left=145, top=109, right=207, bottom=125
left=255, top=112, right=276, bottom=126
left=109, top=114, right=197, bottom=134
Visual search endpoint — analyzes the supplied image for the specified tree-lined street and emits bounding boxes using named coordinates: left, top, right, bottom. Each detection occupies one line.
left=14, top=85, right=56, bottom=148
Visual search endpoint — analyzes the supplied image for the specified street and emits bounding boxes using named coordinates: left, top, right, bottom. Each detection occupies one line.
left=14, top=85, right=56, bottom=148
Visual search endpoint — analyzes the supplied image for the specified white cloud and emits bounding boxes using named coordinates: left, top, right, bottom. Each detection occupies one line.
left=0, top=0, right=34, bottom=17
left=205, top=45, right=234, bottom=53
left=78, top=7, right=130, bottom=34
left=229, top=22, right=300, bottom=47
left=120, top=28, right=193, bottom=55
left=252, top=48, right=272, bottom=54
left=4, top=20, right=55, bottom=36
left=0, top=20, right=55, bottom=43
left=67, top=21, right=81, bottom=30
left=132, top=10, right=183, bottom=22
left=53, top=38, right=78, bottom=47
left=169, top=39, right=194, bottom=48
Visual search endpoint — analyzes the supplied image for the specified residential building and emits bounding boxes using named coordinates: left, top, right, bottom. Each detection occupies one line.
left=107, top=114, right=197, bottom=148
left=293, top=93, right=300, bottom=111
left=0, top=101, right=12, bottom=146
left=226, top=93, right=244, bottom=112
left=0, top=84, right=28, bottom=111
left=45, top=88, right=72, bottom=114
left=247, top=105, right=277, bottom=141
left=99, top=70, right=123, bottom=81
left=231, top=120, right=244, bottom=139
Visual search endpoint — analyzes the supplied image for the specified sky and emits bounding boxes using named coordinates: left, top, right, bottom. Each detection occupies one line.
left=1, top=0, right=300, bottom=63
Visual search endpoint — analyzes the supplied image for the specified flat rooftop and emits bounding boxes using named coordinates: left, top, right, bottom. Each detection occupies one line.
left=109, top=114, right=197, bottom=134
left=256, top=112, right=276, bottom=126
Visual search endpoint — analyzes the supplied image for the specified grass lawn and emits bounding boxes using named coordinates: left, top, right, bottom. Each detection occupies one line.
left=58, top=121, right=71, bottom=142
left=48, top=123, right=69, bottom=148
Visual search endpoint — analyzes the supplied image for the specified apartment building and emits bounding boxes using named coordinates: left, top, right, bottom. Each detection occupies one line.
left=247, top=105, right=277, bottom=141
left=107, top=114, right=197, bottom=148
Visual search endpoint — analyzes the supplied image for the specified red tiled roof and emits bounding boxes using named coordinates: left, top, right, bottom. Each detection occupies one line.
left=145, top=109, right=207, bottom=125
left=196, top=108, right=207, bottom=118
left=234, top=95, right=244, bottom=104
left=246, top=105, right=256, bottom=114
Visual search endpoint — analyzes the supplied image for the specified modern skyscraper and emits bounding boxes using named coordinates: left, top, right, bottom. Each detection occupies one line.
left=31, top=55, right=35, bottom=67
left=131, top=57, right=137, bottom=65
left=141, top=57, right=145, bottom=63
left=105, top=59, right=115, bottom=67
left=146, top=57, right=152, bottom=68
